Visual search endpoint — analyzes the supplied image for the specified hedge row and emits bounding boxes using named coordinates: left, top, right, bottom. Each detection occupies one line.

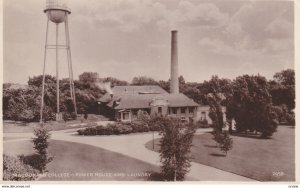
left=77, top=121, right=161, bottom=136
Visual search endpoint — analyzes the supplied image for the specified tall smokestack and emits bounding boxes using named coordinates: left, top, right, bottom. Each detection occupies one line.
left=170, top=30, right=179, bottom=94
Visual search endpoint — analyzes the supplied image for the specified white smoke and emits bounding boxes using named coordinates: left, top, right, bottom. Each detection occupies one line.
left=96, top=82, right=113, bottom=95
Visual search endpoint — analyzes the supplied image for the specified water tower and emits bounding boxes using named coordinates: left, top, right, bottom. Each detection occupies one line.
left=40, top=0, right=77, bottom=122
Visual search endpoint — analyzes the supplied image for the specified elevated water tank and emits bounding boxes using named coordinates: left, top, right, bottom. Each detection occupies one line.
left=44, top=0, right=71, bottom=24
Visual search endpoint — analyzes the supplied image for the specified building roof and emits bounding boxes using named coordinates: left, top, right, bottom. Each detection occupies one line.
left=112, top=85, right=168, bottom=95
left=99, top=85, right=199, bottom=109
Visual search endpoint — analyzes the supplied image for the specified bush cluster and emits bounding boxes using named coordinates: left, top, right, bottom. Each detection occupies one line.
left=77, top=120, right=159, bottom=136
left=3, top=154, right=38, bottom=181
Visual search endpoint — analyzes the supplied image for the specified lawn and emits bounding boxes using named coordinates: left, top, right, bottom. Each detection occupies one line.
left=145, top=125, right=295, bottom=181
left=3, top=114, right=110, bottom=133
left=4, top=140, right=159, bottom=181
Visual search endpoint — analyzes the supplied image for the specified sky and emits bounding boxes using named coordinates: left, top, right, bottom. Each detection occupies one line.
left=3, top=0, right=294, bottom=84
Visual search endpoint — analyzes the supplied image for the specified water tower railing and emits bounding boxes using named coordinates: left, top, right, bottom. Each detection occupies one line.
left=44, top=1, right=70, bottom=12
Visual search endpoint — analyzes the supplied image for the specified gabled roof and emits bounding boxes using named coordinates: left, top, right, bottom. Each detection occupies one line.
left=99, top=85, right=199, bottom=109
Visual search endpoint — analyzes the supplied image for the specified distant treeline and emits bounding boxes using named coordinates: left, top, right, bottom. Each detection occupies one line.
left=3, top=69, right=295, bottom=126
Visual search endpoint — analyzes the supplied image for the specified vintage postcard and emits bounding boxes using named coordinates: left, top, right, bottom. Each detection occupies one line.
left=1, top=0, right=299, bottom=185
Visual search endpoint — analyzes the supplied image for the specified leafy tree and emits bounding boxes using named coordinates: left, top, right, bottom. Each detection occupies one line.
left=100, top=77, right=128, bottom=87
left=227, top=75, right=278, bottom=138
left=3, top=87, right=42, bottom=122
left=274, top=69, right=295, bottom=86
left=158, top=80, right=170, bottom=93
left=178, top=75, right=185, bottom=85
left=207, top=90, right=226, bottom=132
left=156, top=116, right=195, bottom=181
left=28, top=75, right=56, bottom=88
left=79, top=72, right=99, bottom=83
left=131, top=76, right=158, bottom=86
left=269, top=69, right=295, bottom=111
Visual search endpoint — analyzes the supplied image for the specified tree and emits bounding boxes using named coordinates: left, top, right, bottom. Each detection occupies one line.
left=131, top=76, right=158, bottom=86
left=78, top=72, right=99, bottom=83
left=227, top=75, right=278, bottom=138
left=100, top=77, right=128, bottom=87
left=156, top=116, right=195, bottom=181
left=208, top=92, right=225, bottom=132
left=28, top=75, right=56, bottom=88
left=274, top=69, right=295, bottom=86
left=269, top=69, right=295, bottom=111
left=158, top=80, right=170, bottom=93
left=207, top=87, right=233, bottom=155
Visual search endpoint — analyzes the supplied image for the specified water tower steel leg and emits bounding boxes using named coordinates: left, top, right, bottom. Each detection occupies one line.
left=65, top=19, right=74, bottom=103
left=40, top=17, right=50, bottom=124
left=56, top=23, right=60, bottom=114
left=65, top=16, right=77, bottom=115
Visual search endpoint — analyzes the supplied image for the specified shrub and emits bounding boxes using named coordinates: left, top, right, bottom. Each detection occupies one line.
left=78, top=122, right=134, bottom=135
left=219, top=132, right=233, bottom=156
left=211, top=130, right=223, bottom=146
left=285, top=113, right=295, bottom=126
left=78, top=127, right=97, bottom=135
left=77, top=115, right=171, bottom=136
left=32, top=126, right=53, bottom=172
left=84, top=113, right=88, bottom=120
left=130, top=121, right=150, bottom=133
left=110, top=123, right=133, bottom=135
left=78, top=120, right=152, bottom=135
left=3, top=154, right=38, bottom=181
left=19, top=154, right=53, bottom=173
left=211, top=131, right=233, bottom=156
left=96, top=125, right=110, bottom=135
left=148, top=115, right=165, bottom=131
left=137, top=110, right=151, bottom=123
left=63, top=112, right=77, bottom=122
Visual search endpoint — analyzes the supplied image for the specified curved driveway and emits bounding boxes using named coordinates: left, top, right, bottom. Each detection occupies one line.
left=4, top=128, right=255, bottom=181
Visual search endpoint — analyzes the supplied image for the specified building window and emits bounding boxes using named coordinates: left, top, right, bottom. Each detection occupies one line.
left=122, top=112, right=130, bottom=120
left=172, top=108, right=178, bottom=114
left=132, top=109, right=138, bottom=116
left=188, top=107, right=194, bottom=114
left=173, top=108, right=177, bottom=114
left=158, top=107, right=162, bottom=114
left=144, top=108, right=151, bottom=114
left=200, top=112, right=206, bottom=120
left=181, top=107, right=186, bottom=114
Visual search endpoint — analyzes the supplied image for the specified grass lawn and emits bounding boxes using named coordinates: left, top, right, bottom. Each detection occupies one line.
left=145, top=125, right=295, bottom=181
left=3, top=114, right=109, bottom=133
left=4, top=140, right=159, bottom=181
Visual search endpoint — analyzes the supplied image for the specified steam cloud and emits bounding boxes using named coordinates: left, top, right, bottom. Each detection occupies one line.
left=96, top=82, right=113, bottom=95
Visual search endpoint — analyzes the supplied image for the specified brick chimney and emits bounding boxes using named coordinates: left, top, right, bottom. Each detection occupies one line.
left=170, top=30, right=179, bottom=94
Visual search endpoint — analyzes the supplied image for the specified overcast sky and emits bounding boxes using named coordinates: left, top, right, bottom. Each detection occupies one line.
left=3, top=0, right=294, bottom=84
